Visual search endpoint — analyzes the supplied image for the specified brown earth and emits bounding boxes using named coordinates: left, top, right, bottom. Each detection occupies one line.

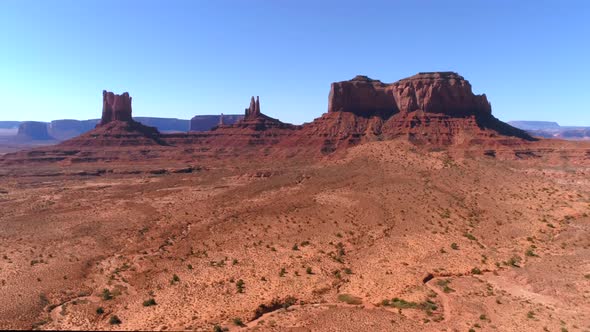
left=0, top=139, right=589, bottom=331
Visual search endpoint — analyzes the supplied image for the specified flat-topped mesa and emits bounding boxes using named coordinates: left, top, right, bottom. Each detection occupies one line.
left=100, top=90, right=133, bottom=125
left=391, top=72, right=492, bottom=116
left=16, top=121, right=54, bottom=141
left=328, top=72, right=492, bottom=118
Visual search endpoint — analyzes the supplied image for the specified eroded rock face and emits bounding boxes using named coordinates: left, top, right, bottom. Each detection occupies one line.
left=328, top=72, right=491, bottom=118
left=390, top=72, right=491, bottom=116
left=100, top=91, right=133, bottom=125
left=328, top=75, right=397, bottom=117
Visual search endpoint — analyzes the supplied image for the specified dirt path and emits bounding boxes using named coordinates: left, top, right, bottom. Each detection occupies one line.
left=425, top=278, right=451, bottom=322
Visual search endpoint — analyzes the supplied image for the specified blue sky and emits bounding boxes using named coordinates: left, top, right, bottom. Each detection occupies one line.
left=1, top=0, right=589, bottom=125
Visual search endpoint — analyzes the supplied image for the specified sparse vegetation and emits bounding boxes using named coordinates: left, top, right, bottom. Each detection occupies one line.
left=101, top=289, right=113, bottom=300
left=306, top=267, right=313, bottom=274
left=451, top=243, right=459, bottom=250
left=525, top=248, right=537, bottom=257
left=143, top=298, right=157, bottom=307
left=382, top=297, right=438, bottom=312
left=464, top=233, right=477, bottom=241
left=109, top=315, right=122, bottom=325
left=236, top=279, right=245, bottom=293
left=171, top=274, right=180, bottom=284
left=279, top=268, right=286, bottom=277
left=232, top=317, right=245, bottom=327
left=96, top=307, right=104, bottom=315
left=471, top=267, right=482, bottom=275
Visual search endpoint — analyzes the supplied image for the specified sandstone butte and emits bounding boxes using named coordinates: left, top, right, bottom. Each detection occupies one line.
left=1, top=71, right=588, bottom=166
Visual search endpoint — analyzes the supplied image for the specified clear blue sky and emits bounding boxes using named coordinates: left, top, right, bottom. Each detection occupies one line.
left=1, top=0, right=589, bottom=125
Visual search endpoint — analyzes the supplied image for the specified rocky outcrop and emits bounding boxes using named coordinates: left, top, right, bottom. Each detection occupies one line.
left=59, top=91, right=163, bottom=147
left=389, top=72, right=491, bottom=116
left=328, top=72, right=492, bottom=118
left=100, top=91, right=133, bottom=125
left=216, top=96, right=299, bottom=131
left=312, top=72, right=532, bottom=147
left=16, top=121, right=54, bottom=140
left=328, top=75, right=397, bottom=117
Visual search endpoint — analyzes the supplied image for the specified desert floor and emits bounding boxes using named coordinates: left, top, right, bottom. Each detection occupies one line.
left=0, top=139, right=589, bottom=331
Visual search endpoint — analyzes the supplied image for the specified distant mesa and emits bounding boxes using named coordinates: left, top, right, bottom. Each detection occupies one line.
left=189, top=114, right=243, bottom=132
left=16, top=121, right=55, bottom=141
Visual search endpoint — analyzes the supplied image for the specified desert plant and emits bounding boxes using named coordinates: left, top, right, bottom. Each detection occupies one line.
left=471, top=267, right=482, bottom=275
left=306, top=267, right=313, bottom=274
left=451, top=243, right=459, bottom=250
left=232, top=317, right=245, bottom=327
left=236, top=279, right=245, bottom=293
left=279, top=268, right=286, bottom=277
left=109, top=315, right=122, bottom=325
left=102, top=289, right=113, bottom=301
left=96, top=307, right=104, bottom=315
left=143, top=298, right=157, bottom=307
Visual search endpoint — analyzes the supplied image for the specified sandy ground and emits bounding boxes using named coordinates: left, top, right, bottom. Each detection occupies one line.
left=0, top=139, right=589, bottom=331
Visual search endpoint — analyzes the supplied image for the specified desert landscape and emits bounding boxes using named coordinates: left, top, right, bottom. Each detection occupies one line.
left=0, top=72, right=589, bottom=332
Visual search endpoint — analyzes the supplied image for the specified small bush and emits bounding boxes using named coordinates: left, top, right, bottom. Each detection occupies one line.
left=109, top=315, right=122, bottom=325
left=451, top=243, right=459, bottom=250
left=232, top=317, right=245, bottom=327
left=464, top=233, right=477, bottom=241
left=171, top=274, right=180, bottom=284
left=236, top=279, right=245, bottom=293
left=102, top=289, right=113, bottom=301
left=527, top=311, right=535, bottom=319
left=96, top=307, right=104, bottom=315
left=279, top=268, right=286, bottom=277
left=471, top=267, right=482, bottom=275
left=143, top=298, right=157, bottom=307
left=306, top=267, right=313, bottom=274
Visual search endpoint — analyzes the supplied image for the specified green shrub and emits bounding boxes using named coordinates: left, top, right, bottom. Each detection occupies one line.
left=236, top=279, right=245, bottom=293
left=143, top=298, right=157, bottom=307
left=101, top=289, right=113, bottom=301
left=232, top=318, right=245, bottom=327
left=109, top=315, right=122, bottom=325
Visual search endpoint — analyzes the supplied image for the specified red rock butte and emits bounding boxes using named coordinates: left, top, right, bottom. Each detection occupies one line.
left=100, top=90, right=133, bottom=125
